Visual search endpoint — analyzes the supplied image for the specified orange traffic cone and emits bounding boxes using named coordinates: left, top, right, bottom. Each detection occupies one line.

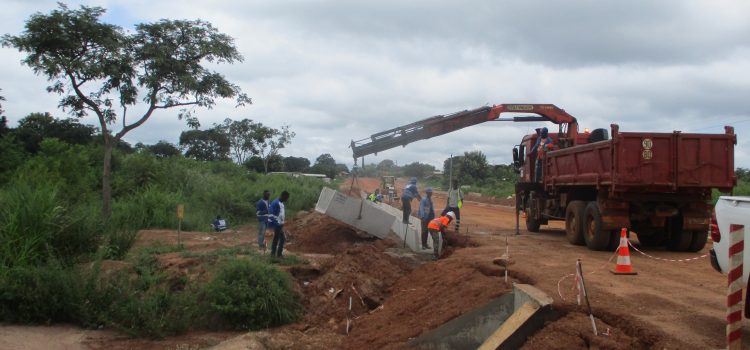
left=611, top=228, right=637, bottom=275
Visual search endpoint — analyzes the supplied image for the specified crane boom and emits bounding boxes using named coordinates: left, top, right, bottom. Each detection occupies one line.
left=351, top=103, right=579, bottom=161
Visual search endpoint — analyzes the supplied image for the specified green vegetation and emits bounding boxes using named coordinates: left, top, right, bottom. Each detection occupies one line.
left=0, top=117, right=322, bottom=337
left=206, top=259, right=302, bottom=330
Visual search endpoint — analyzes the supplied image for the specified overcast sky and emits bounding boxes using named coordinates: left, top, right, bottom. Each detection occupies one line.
left=2, top=0, right=749, bottom=169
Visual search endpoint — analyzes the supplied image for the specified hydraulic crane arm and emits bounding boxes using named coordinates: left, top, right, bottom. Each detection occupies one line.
left=351, top=103, right=578, bottom=161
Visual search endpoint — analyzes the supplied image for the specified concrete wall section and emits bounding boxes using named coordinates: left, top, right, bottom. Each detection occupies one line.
left=315, top=188, right=434, bottom=253
left=315, top=187, right=393, bottom=239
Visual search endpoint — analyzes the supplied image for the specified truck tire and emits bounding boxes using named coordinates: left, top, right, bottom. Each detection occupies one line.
left=666, top=215, right=691, bottom=251
left=565, top=201, right=586, bottom=245
left=687, top=231, right=708, bottom=252
left=584, top=202, right=611, bottom=251
left=526, top=210, right=541, bottom=232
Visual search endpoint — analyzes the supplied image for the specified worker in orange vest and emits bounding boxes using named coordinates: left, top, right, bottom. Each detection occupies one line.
left=427, top=211, right=455, bottom=260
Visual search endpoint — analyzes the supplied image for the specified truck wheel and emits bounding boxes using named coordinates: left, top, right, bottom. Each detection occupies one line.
left=584, top=202, right=611, bottom=251
left=565, top=201, right=586, bottom=245
left=526, top=209, right=541, bottom=232
left=687, top=231, right=708, bottom=252
left=666, top=215, right=691, bottom=251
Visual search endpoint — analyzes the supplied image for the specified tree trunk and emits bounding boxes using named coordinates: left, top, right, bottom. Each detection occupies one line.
left=263, top=156, right=269, bottom=174
left=102, top=134, right=114, bottom=221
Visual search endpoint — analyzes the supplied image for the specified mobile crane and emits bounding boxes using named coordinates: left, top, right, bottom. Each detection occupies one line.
left=351, top=104, right=735, bottom=252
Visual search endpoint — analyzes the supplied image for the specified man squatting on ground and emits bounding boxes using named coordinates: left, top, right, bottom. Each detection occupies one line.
left=255, top=190, right=271, bottom=251
left=269, top=191, right=290, bottom=258
left=401, top=177, right=422, bottom=224
left=442, top=180, right=464, bottom=232
left=418, top=187, right=435, bottom=250
left=427, top=211, right=455, bottom=260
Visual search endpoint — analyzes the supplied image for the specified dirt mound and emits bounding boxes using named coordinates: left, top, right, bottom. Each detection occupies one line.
left=291, top=243, right=413, bottom=333
left=521, top=309, right=684, bottom=350
left=344, top=255, right=512, bottom=350
left=287, top=212, right=375, bottom=254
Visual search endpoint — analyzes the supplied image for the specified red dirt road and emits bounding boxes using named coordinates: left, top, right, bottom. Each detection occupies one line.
left=351, top=177, right=746, bottom=349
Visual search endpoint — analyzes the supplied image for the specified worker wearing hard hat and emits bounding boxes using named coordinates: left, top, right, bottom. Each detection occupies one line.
left=533, top=127, right=554, bottom=182
left=427, top=211, right=455, bottom=260
left=418, top=187, right=435, bottom=250
left=401, top=177, right=422, bottom=224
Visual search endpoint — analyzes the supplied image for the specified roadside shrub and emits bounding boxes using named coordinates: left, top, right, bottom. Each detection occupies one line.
left=206, top=258, right=301, bottom=329
left=0, top=182, right=100, bottom=267
left=0, top=263, right=83, bottom=324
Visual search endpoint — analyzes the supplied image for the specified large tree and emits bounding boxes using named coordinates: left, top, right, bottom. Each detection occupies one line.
left=2, top=4, right=249, bottom=219
left=254, top=124, right=295, bottom=174
left=15, top=112, right=98, bottom=152
left=283, top=156, right=310, bottom=172
left=179, top=128, right=230, bottom=161
left=311, top=153, right=337, bottom=179
left=221, top=118, right=258, bottom=164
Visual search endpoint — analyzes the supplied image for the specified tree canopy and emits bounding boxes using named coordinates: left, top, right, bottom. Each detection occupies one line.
left=2, top=4, right=249, bottom=218
left=179, top=127, right=230, bottom=161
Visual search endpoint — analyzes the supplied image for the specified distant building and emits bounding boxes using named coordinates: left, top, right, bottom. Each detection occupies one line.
left=268, top=172, right=331, bottom=183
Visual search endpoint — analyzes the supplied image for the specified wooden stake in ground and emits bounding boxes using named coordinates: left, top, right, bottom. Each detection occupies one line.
left=176, top=204, right=184, bottom=248
left=346, top=296, right=353, bottom=335
left=577, top=259, right=598, bottom=336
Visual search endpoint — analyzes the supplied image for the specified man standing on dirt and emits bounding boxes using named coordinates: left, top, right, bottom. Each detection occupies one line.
left=428, top=211, right=455, bottom=260
left=255, top=190, right=271, bottom=252
left=269, top=191, right=290, bottom=259
left=401, top=177, right=422, bottom=224
left=442, top=180, right=464, bottom=233
left=418, top=187, right=435, bottom=250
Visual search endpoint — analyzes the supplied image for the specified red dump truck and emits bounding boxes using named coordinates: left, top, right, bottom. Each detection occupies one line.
left=350, top=103, right=736, bottom=252
left=515, top=124, right=736, bottom=251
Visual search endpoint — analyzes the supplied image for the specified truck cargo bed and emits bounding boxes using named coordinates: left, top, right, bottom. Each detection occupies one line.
left=544, top=125, right=736, bottom=192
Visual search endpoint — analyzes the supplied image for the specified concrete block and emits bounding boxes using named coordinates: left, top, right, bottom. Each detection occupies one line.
left=314, top=187, right=394, bottom=239
left=315, top=188, right=433, bottom=253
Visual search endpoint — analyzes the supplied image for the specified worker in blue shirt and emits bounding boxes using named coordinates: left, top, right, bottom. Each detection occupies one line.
left=255, top=190, right=271, bottom=251
left=401, top=177, right=422, bottom=224
left=418, top=187, right=435, bottom=250
left=268, top=191, right=290, bottom=258
left=533, top=127, right=554, bottom=182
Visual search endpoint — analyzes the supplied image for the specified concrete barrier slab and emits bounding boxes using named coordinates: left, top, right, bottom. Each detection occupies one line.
left=409, top=284, right=557, bottom=350
left=315, top=187, right=393, bottom=239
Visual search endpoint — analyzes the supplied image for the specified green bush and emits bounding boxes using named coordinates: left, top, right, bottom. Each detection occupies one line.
left=206, top=258, right=301, bottom=330
left=0, top=182, right=100, bottom=268
left=0, top=263, right=83, bottom=324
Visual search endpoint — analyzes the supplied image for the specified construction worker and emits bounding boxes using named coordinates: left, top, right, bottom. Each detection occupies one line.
left=269, top=191, right=290, bottom=258
left=401, top=177, right=422, bottom=224
left=533, top=127, right=554, bottom=182
left=212, top=215, right=227, bottom=232
left=442, top=179, right=464, bottom=233
left=427, top=211, right=455, bottom=260
left=255, top=190, right=271, bottom=251
left=368, top=188, right=383, bottom=203
left=418, top=187, right=435, bottom=250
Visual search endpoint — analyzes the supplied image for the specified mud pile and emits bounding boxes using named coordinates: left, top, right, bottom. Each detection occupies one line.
left=344, top=256, right=512, bottom=349
left=521, top=309, right=676, bottom=350
left=291, top=243, right=413, bottom=333
left=287, top=211, right=375, bottom=254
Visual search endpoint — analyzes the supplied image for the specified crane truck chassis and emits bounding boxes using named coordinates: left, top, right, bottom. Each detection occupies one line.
left=351, top=104, right=736, bottom=251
